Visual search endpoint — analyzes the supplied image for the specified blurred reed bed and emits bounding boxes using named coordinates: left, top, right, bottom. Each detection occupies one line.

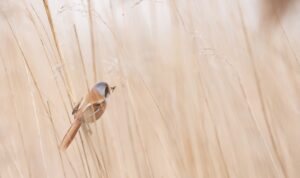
left=0, top=0, right=300, bottom=178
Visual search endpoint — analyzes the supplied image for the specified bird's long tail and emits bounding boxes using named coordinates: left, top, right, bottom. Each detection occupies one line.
left=60, top=119, right=82, bottom=151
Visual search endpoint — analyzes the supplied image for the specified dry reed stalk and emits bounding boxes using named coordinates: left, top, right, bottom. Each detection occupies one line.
left=41, top=2, right=97, bottom=177
left=5, top=14, right=52, bottom=178
left=87, top=0, right=97, bottom=83
left=73, top=25, right=101, bottom=178
left=6, top=145, right=24, bottom=178
left=73, top=24, right=108, bottom=177
left=223, top=58, right=282, bottom=169
left=1, top=140, right=23, bottom=178
left=277, top=41, right=300, bottom=107
left=5, top=18, right=48, bottom=113
left=0, top=55, right=30, bottom=178
left=84, top=5, right=130, bottom=176
left=24, top=61, right=49, bottom=178
left=4, top=15, right=54, bottom=178
left=77, top=132, right=92, bottom=178
left=25, top=6, right=91, bottom=178
left=81, top=127, right=106, bottom=178
left=214, top=124, right=231, bottom=178
left=125, top=81, right=182, bottom=178
left=129, top=96, right=155, bottom=178
left=236, top=0, right=288, bottom=177
left=42, top=0, right=75, bottom=107
left=103, top=11, right=162, bottom=176
left=113, top=74, right=152, bottom=178
left=73, top=25, right=90, bottom=90
left=169, top=0, right=186, bottom=30
left=46, top=101, right=67, bottom=178
left=134, top=69, right=185, bottom=176
left=30, top=4, right=57, bottom=61
left=4, top=13, right=82, bottom=178
left=196, top=69, right=231, bottom=178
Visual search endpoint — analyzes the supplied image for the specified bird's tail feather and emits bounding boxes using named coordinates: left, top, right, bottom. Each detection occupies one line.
left=60, top=119, right=82, bottom=151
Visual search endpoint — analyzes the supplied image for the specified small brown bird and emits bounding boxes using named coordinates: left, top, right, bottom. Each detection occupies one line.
left=60, top=82, right=116, bottom=150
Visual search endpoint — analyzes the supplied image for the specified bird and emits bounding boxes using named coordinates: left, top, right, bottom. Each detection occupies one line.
left=60, top=82, right=116, bottom=150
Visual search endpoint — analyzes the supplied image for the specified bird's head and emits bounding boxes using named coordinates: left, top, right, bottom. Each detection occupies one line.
left=94, top=82, right=116, bottom=98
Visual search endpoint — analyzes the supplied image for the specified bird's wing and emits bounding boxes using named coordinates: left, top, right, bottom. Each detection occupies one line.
left=82, top=96, right=105, bottom=112
left=81, top=100, right=107, bottom=122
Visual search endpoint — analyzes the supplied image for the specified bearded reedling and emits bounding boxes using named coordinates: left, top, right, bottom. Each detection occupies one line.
left=60, top=82, right=116, bottom=150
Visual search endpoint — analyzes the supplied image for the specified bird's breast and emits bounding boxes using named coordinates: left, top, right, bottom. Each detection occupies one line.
left=86, top=89, right=104, bottom=103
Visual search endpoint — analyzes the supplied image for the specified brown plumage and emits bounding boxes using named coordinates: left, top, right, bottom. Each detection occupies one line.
left=60, top=82, right=115, bottom=151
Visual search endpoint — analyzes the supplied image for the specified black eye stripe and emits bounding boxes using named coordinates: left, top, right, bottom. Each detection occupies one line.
left=104, top=87, right=109, bottom=97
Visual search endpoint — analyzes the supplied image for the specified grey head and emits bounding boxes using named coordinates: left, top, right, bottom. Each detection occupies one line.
left=94, top=82, right=116, bottom=98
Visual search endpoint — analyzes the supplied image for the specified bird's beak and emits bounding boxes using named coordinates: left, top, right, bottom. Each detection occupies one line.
left=111, top=86, right=116, bottom=92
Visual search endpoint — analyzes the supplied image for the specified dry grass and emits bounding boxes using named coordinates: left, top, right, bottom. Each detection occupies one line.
left=1, top=0, right=300, bottom=177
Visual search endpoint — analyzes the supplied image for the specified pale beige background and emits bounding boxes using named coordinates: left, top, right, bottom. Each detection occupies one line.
left=0, top=0, right=300, bottom=178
